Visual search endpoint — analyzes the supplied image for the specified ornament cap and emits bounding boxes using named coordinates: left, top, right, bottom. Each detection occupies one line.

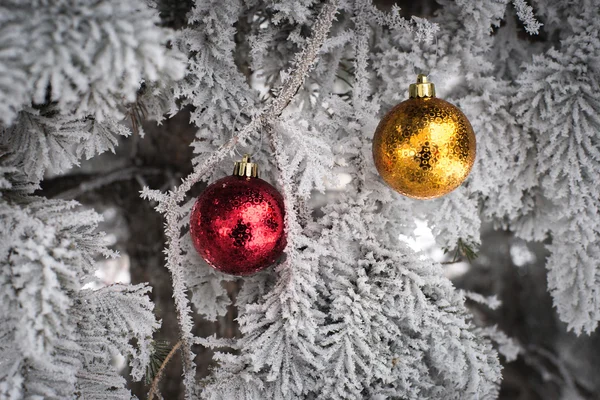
left=233, top=154, right=259, bottom=178
left=409, top=74, right=436, bottom=98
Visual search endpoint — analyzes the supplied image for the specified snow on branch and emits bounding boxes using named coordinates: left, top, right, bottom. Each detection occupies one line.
left=463, top=290, right=502, bottom=310
left=513, top=26, right=600, bottom=333
left=368, top=3, right=440, bottom=43
left=512, top=0, right=543, bottom=35
left=0, top=191, right=158, bottom=399
left=176, top=0, right=255, bottom=142
left=0, top=107, right=131, bottom=182
left=181, top=230, right=237, bottom=321
left=81, top=284, right=160, bottom=381
left=275, top=117, right=334, bottom=197
left=428, top=188, right=482, bottom=250
left=265, top=0, right=341, bottom=121
left=479, top=326, right=522, bottom=362
left=0, top=0, right=185, bottom=125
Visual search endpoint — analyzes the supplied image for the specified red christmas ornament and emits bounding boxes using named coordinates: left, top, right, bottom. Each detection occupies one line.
left=190, top=155, right=287, bottom=276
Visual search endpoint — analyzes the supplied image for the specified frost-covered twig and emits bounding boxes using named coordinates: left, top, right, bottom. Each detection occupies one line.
left=155, top=202, right=198, bottom=397
left=512, top=0, right=542, bottom=35
left=266, top=0, right=340, bottom=119
left=142, top=1, right=340, bottom=396
left=462, top=290, right=502, bottom=310
left=193, top=335, right=240, bottom=349
left=366, top=1, right=439, bottom=43
left=54, top=166, right=163, bottom=200
left=261, top=0, right=342, bottom=272
left=479, top=326, right=522, bottom=362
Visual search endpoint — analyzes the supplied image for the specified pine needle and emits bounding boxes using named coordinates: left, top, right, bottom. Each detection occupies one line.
left=145, top=340, right=174, bottom=385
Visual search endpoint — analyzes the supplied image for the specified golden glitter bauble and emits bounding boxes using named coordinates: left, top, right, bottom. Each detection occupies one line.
left=372, top=74, right=476, bottom=199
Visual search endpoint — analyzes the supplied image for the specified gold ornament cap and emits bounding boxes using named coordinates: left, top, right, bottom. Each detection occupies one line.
left=233, top=154, right=258, bottom=178
left=409, top=74, right=436, bottom=98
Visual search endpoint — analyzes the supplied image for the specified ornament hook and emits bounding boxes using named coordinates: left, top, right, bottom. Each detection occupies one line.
left=409, top=74, right=436, bottom=98
left=233, top=154, right=259, bottom=178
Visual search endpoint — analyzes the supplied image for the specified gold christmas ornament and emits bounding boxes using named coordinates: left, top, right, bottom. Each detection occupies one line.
left=372, top=74, right=476, bottom=199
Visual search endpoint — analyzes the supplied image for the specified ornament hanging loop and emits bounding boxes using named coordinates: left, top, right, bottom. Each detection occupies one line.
left=233, top=154, right=259, bottom=178
left=409, top=74, right=436, bottom=98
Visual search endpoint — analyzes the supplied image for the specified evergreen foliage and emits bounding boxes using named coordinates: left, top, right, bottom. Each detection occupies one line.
left=1, top=0, right=599, bottom=398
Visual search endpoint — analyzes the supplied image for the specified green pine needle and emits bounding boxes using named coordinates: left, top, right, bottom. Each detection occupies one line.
left=443, top=238, right=479, bottom=263
left=145, top=340, right=172, bottom=385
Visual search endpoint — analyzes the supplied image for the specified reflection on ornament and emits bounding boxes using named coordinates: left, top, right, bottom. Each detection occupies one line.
left=190, top=155, right=286, bottom=276
left=372, top=74, right=476, bottom=199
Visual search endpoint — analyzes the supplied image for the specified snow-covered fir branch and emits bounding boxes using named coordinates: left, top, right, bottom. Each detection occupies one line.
left=141, top=0, right=341, bottom=396
left=2, top=0, right=600, bottom=398
left=0, top=177, right=159, bottom=399
left=0, top=0, right=185, bottom=126
left=0, top=1, right=182, bottom=398
left=0, top=0, right=185, bottom=183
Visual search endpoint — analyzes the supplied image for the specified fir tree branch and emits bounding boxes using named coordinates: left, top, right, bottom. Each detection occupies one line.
left=167, top=0, right=341, bottom=202
left=265, top=1, right=341, bottom=246
left=52, top=166, right=164, bottom=200
left=142, top=1, right=340, bottom=397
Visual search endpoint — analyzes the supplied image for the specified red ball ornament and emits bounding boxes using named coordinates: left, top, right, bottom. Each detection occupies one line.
left=190, top=155, right=287, bottom=276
